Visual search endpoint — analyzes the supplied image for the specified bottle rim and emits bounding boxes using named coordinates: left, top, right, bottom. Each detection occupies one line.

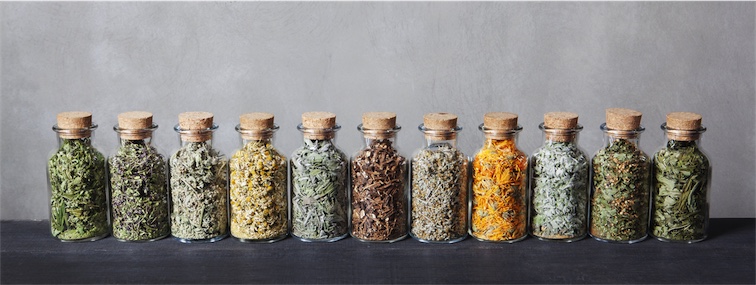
left=52, top=124, right=98, bottom=138
left=600, top=122, right=645, bottom=137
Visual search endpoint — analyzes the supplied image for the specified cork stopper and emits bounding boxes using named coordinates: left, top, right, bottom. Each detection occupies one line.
left=56, top=111, right=93, bottom=139
left=239, top=112, right=275, bottom=140
left=484, top=112, right=518, bottom=130
left=117, top=111, right=154, bottom=140
left=606, top=108, right=642, bottom=131
left=422, top=113, right=458, bottom=140
left=544, top=112, right=579, bottom=142
left=423, top=113, right=457, bottom=130
left=666, top=112, right=703, bottom=141
left=544, top=112, right=579, bottom=129
left=178, top=112, right=214, bottom=142
left=361, top=112, right=397, bottom=139
left=301, top=112, right=337, bottom=140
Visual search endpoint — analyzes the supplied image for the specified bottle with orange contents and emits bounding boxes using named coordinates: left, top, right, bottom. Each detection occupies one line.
left=470, top=112, right=528, bottom=242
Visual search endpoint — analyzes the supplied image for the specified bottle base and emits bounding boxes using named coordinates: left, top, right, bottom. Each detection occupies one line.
left=57, top=232, right=109, bottom=242
left=292, top=233, right=348, bottom=242
left=590, top=234, right=647, bottom=244
left=410, top=234, right=467, bottom=244
left=470, top=233, right=528, bottom=243
left=652, top=235, right=707, bottom=243
left=531, top=233, right=587, bottom=243
left=115, top=234, right=169, bottom=243
left=351, top=234, right=408, bottom=243
left=173, top=233, right=228, bottom=243
left=235, top=234, right=288, bottom=243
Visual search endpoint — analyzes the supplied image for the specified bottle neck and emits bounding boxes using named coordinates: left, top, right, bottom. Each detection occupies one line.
left=243, top=136, right=273, bottom=146
left=604, top=134, right=641, bottom=147
left=364, top=136, right=396, bottom=148
left=119, top=136, right=153, bottom=146
left=424, top=135, right=457, bottom=148
left=58, top=136, right=92, bottom=148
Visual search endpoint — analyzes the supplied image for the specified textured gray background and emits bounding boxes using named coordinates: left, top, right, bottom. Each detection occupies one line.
left=1, top=2, right=754, bottom=220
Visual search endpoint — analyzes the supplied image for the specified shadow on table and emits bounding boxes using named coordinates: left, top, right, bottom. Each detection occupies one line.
left=707, top=218, right=755, bottom=240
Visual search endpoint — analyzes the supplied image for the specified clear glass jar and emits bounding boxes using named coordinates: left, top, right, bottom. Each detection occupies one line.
left=350, top=112, right=408, bottom=243
left=290, top=112, right=349, bottom=242
left=589, top=108, right=650, bottom=244
left=109, top=112, right=169, bottom=242
left=651, top=112, right=710, bottom=243
left=529, top=112, right=589, bottom=242
left=470, top=112, right=528, bottom=243
left=169, top=112, right=229, bottom=243
left=47, top=112, right=109, bottom=242
left=230, top=113, right=288, bottom=243
left=410, top=113, right=468, bottom=243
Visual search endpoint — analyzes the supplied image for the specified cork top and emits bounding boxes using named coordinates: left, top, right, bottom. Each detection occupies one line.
left=484, top=112, right=518, bottom=130
left=666, top=112, right=702, bottom=130
left=118, top=111, right=153, bottom=129
left=238, top=112, right=275, bottom=140
left=423, top=113, right=457, bottom=130
left=544, top=112, right=579, bottom=129
left=179, top=112, right=214, bottom=130
left=362, top=112, right=397, bottom=130
left=178, top=112, right=214, bottom=142
left=56, top=111, right=93, bottom=139
left=606, top=108, right=642, bottom=131
left=302, top=112, right=336, bottom=129
left=57, top=111, right=92, bottom=129
left=117, top=111, right=154, bottom=140
left=665, top=112, right=704, bottom=141
left=240, top=112, right=275, bottom=130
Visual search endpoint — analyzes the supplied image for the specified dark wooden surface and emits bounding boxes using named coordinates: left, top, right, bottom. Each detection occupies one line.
left=1, top=219, right=754, bottom=284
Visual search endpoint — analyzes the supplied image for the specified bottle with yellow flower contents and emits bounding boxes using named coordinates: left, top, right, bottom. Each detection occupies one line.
left=229, top=113, right=288, bottom=242
left=470, top=112, right=528, bottom=242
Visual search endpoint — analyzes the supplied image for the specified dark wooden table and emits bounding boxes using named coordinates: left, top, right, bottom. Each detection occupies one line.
left=1, top=219, right=754, bottom=284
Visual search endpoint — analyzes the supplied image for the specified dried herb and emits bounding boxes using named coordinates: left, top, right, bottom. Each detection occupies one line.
left=652, top=140, right=709, bottom=241
left=48, top=138, right=109, bottom=240
left=530, top=141, right=589, bottom=240
left=351, top=139, right=407, bottom=241
left=169, top=141, right=229, bottom=240
left=471, top=138, right=527, bottom=241
left=291, top=139, right=348, bottom=240
left=590, top=138, right=650, bottom=241
left=109, top=140, right=169, bottom=241
left=411, top=144, right=468, bottom=242
left=230, top=140, right=288, bottom=241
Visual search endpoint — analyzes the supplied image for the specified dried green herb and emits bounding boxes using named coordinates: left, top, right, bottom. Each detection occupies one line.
left=230, top=140, right=288, bottom=241
left=652, top=140, right=709, bottom=241
left=351, top=139, right=407, bottom=241
left=411, top=144, right=468, bottom=242
left=590, top=138, right=650, bottom=242
left=169, top=141, right=229, bottom=240
left=530, top=141, right=589, bottom=240
left=48, top=138, right=109, bottom=240
left=291, top=139, right=348, bottom=240
left=109, top=140, right=169, bottom=241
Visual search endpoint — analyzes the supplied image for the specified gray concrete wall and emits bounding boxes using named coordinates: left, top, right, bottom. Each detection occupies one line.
left=2, top=2, right=754, bottom=219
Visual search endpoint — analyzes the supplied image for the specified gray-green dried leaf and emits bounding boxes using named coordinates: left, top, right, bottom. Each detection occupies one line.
left=170, top=141, right=229, bottom=240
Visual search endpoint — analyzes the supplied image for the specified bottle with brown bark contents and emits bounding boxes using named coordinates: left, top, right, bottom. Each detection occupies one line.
left=410, top=113, right=468, bottom=243
left=350, top=112, right=408, bottom=243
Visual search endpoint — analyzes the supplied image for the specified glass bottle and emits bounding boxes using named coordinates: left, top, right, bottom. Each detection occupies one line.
left=109, top=111, right=169, bottom=242
left=470, top=112, right=528, bottom=243
left=651, top=112, right=710, bottom=243
left=230, top=113, right=288, bottom=242
left=290, top=112, right=349, bottom=242
left=410, top=113, right=468, bottom=243
left=350, top=112, right=408, bottom=243
left=529, top=112, right=589, bottom=242
left=47, top=111, right=109, bottom=241
left=589, top=108, right=650, bottom=244
left=169, top=112, right=229, bottom=243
